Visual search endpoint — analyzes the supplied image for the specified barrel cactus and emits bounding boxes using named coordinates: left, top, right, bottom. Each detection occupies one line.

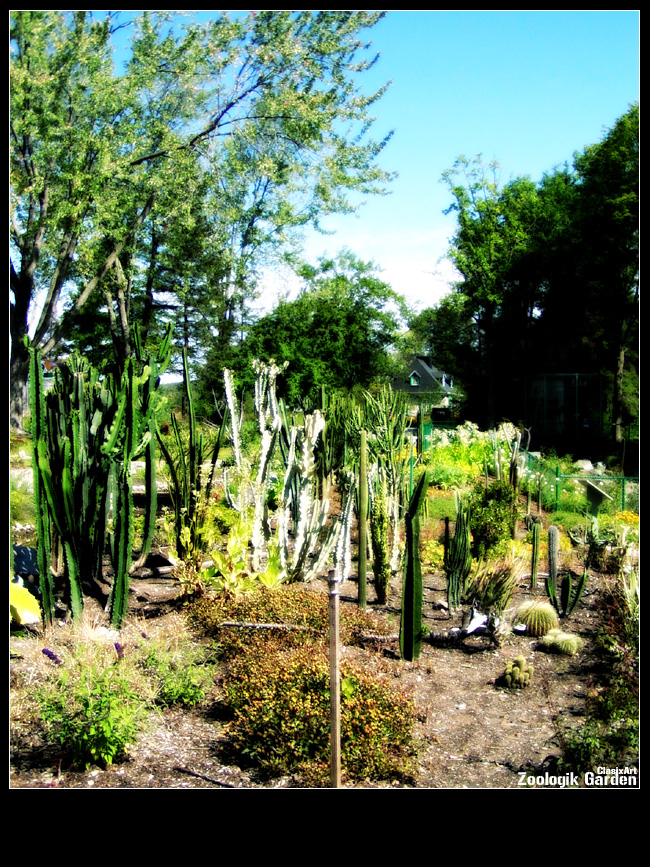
left=513, top=599, right=559, bottom=637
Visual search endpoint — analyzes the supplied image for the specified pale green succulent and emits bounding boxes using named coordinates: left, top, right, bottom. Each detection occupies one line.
left=540, top=628, right=584, bottom=656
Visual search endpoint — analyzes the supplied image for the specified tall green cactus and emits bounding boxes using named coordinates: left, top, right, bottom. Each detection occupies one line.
left=530, top=520, right=541, bottom=592
left=158, top=345, right=225, bottom=564
left=370, top=471, right=391, bottom=605
left=444, top=493, right=472, bottom=614
left=107, top=325, right=173, bottom=628
left=546, top=525, right=560, bottom=610
left=545, top=524, right=586, bottom=618
left=29, top=326, right=172, bottom=629
left=28, top=340, right=56, bottom=625
left=400, top=470, right=428, bottom=661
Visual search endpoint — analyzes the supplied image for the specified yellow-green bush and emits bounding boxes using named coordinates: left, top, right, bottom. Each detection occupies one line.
left=223, top=645, right=417, bottom=785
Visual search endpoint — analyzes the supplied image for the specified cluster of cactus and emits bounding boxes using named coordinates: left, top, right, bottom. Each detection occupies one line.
left=443, top=493, right=472, bottom=614
left=546, top=525, right=587, bottom=618
left=400, top=470, right=428, bottom=661
left=157, top=346, right=227, bottom=563
left=28, top=325, right=172, bottom=628
left=220, top=361, right=337, bottom=584
left=503, top=656, right=533, bottom=689
left=541, top=629, right=584, bottom=656
left=343, top=385, right=410, bottom=573
left=513, top=599, right=559, bottom=637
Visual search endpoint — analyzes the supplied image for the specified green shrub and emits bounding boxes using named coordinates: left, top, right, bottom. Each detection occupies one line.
left=38, top=665, right=147, bottom=768
left=427, top=462, right=477, bottom=491
left=139, top=646, right=215, bottom=707
left=223, top=645, right=417, bottom=785
left=470, top=480, right=518, bottom=557
left=557, top=574, right=638, bottom=773
left=420, top=538, right=445, bottom=570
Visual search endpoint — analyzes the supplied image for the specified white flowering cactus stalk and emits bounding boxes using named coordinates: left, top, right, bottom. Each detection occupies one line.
left=277, top=409, right=334, bottom=582
left=222, top=362, right=337, bottom=583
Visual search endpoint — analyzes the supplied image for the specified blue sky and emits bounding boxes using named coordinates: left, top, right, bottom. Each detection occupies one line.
left=103, top=10, right=639, bottom=314
left=292, top=10, right=640, bottom=313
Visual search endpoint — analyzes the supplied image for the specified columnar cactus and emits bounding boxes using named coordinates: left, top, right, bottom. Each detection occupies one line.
left=28, top=324, right=172, bottom=628
left=544, top=524, right=586, bottom=618
left=546, top=525, right=560, bottom=608
left=400, top=470, right=428, bottom=661
left=530, top=520, right=541, bottom=592
left=370, top=472, right=391, bottom=605
left=358, top=429, right=368, bottom=610
left=444, top=493, right=472, bottom=614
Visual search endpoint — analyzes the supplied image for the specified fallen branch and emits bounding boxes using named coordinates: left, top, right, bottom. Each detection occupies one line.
left=219, top=621, right=320, bottom=634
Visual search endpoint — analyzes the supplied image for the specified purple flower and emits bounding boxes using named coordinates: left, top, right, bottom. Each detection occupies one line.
left=42, top=648, right=62, bottom=665
left=114, top=642, right=125, bottom=660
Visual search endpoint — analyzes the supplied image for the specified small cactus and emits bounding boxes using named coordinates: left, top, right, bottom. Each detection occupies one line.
left=513, top=599, right=559, bottom=637
left=541, top=628, right=584, bottom=656
left=503, top=655, right=533, bottom=689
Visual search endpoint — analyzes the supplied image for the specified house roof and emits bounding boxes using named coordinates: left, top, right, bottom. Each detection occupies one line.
left=393, top=356, right=453, bottom=395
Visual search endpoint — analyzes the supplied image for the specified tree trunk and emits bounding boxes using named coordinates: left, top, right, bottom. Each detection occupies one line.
left=612, top=345, right=626, bottom=444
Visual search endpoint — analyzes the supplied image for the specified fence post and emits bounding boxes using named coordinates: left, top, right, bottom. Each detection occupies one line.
left=329, top=572, right=341, bottom=788
left=358, top=429, right=368, bottom=612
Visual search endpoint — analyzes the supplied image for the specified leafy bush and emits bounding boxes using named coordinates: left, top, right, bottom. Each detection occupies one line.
left=427, top=461, right=477, bottom=491
left=223, top=645, right=417, bottom=785
left=22, top=612, right=216, bottom=770
left=420, top=538, right=446, bottom=571
left=557, top=574, right=638, bottom=774
left=139, top=646, right=215, bottom=707
left=469, top=480, right=518, bottom=557
left=38, top=665, right=147, bottom=768
left=187, top=585, right=414, bottom=784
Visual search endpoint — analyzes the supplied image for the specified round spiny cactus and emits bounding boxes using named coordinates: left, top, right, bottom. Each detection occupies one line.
left=541, top=628, right=584, bottom=656
left=503, top=655, right=533, bottom=689
left=513, top=599, right=559, bottom=637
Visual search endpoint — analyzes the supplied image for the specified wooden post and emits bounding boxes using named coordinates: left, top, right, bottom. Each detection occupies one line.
left=358, top=429, right=367, bottom=611
left=328, top=572, right=341, bottom=788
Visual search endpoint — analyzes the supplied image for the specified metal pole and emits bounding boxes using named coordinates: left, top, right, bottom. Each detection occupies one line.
left=329, top=572, right=341, bottom=788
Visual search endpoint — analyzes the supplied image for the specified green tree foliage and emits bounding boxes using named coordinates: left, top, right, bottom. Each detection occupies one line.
left=417, top=105, right=638, bottom=446
left=219, top=251, right=409, bottom=411
left=10, top=11, right=395, bottom=425
left=570, top=104, right=639, bottom=443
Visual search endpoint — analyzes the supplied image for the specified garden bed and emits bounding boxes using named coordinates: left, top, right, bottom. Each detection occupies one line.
left=10, top=547, right=630, bottom=789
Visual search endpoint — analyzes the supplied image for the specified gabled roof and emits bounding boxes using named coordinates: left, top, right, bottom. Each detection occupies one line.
left=393, top=356, right=453, bottom=395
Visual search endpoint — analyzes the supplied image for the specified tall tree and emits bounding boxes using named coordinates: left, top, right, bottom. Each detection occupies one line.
left=572, top=104, right=639, bottom=443
left=439, top=156, right=541, bottom=427
left=430, top=106, right=638, bottom=445
left=221, top=251, right=409, bottom=411
left=10, top=10, right=395, bottom=425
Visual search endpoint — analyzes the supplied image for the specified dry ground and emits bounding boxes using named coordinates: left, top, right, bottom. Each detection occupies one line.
left=10, top=553, right=611, bottom=789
